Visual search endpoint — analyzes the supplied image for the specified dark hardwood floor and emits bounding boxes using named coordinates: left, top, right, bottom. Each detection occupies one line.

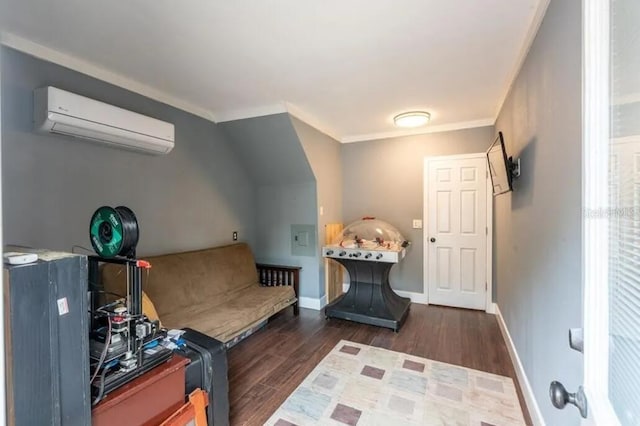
left=227, top=304, right=532, bottom=425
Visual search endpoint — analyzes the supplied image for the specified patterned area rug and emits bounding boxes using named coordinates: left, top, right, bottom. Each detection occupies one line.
left=265, top=340, right=525, bottom=426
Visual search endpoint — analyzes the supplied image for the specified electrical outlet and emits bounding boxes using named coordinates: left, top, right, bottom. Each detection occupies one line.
left=232, top=231, right=238, bottom=241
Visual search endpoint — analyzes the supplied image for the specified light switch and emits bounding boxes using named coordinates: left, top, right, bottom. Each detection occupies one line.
left=412, top=219, right=423, bottom=229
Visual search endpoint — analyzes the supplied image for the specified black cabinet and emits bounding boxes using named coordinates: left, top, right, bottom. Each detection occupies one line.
left=4, top=250, right=90, bottom=426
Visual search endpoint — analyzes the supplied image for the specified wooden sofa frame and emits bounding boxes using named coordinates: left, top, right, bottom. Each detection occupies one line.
left=256, top=263, right=301, bottom=315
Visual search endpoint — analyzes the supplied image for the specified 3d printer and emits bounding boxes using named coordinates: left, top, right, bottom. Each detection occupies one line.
left=87, top=206, right=172, bottom=404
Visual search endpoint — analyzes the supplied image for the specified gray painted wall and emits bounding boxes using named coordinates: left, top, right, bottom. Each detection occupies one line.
left=493, top=0, right=583, bottom=423
left=1, top=46, right=256, bottom=256
left=219, top=114, right=314, bottom=185
left=291, top=116, right=343, bottom=297
left=220, top=114, right=320, bottom=298
left=342, top=126, right=494, bottom=293
left=255, top=182, right=319, bottom=298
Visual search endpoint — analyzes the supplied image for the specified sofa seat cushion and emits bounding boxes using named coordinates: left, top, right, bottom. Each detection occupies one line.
left=160, top=284, right=296, bottom=342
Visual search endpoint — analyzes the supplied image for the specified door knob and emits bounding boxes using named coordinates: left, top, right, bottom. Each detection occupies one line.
left=549, top=381, right=588, bottom=418
left=430, top=237, right=436, bottom=243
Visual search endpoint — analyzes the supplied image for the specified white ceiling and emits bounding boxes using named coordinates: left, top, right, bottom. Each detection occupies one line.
left=0, top=0, right=547, bottom=142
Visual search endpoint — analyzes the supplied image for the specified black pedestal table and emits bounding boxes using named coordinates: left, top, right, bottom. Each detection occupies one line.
left=324, top=258, right=410, bottom=331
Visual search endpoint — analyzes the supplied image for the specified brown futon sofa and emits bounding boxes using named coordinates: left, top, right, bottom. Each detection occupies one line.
left=101, top=243, right=299, bottom=344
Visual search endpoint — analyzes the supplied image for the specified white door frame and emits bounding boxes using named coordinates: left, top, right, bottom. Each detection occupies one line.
left=423, top=153, right=493, bottom=313
left=582, top=0, right=620, bottom=423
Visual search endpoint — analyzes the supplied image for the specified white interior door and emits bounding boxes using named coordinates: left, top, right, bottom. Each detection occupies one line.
left=582, top=0, right=640, bottom=424
left=425, top=154, right=488, bottom=310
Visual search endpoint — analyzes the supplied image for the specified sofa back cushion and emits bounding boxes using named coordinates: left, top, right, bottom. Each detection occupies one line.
left=101, top=243, right=259, bottom=317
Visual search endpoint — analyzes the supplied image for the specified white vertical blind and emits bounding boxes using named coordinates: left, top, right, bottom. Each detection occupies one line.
left=608, top=0, right=640, bottom=424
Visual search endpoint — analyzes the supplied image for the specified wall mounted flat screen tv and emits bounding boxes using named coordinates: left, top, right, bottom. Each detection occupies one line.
left=487, top=131, right=513, bottom=196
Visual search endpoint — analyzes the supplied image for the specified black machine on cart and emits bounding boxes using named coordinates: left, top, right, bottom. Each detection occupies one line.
left=87, top=206, right=172, bottom=404
left=322, top=218, right=411, bottom=331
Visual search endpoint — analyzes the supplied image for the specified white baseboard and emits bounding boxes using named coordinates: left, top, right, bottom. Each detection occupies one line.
left=342, top=283, right=429, bottom=304
left=298, top=295, right=327, bottom=311
left=494, top=304, right=545, bottom=426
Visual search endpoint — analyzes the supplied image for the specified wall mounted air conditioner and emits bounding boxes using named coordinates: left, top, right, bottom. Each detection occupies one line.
left=34, top=86, right=175, bottom=154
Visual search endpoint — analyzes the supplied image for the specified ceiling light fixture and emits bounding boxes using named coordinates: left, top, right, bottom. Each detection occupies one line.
left=393, top=111, right=431, bottom=128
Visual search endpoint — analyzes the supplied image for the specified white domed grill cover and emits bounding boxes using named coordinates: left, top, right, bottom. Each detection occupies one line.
left=323, top=217, right=409, bottom=263
left=331, top=218, right=408, bottom=251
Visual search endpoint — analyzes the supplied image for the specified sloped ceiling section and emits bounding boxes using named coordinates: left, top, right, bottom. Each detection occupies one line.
left=219, top=113, right=315, bottom=186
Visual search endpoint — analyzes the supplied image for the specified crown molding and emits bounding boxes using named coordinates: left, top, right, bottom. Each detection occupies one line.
left=340, top=118, right=495, bottom=143
left=2, top=6, right=550, bottom=145
left=284, top=102, right=341, bottom=141
left=494, top=0, right=551, bottom=118
left=214, top=101, right=342, bottom=141
left=213, top=103, right=288, bottom=123
left=0, top=32, right=216, bottom=122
